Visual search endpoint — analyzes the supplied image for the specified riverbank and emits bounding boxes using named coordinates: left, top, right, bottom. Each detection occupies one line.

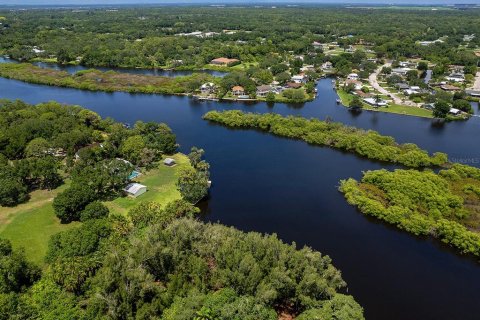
left=0, top=62, right=315, bottom=103
left=337, top=89, right=434, bottom=118
left=0, top=62, right=215, bottom=95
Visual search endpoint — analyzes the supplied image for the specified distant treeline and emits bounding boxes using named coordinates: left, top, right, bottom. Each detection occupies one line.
left=0, top=7, right=478, bottom=69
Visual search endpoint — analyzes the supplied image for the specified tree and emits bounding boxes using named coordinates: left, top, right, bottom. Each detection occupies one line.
left=25, top=138, right=50, bottom=158
left=265, top=92, right=276, bottom=103
left=80, top=201, right=109, bottom=222
left=0, top=178, right=28, bottom=207
left=282, top=89, right=306, bottom=103
left=349, top=96, right=363, bottom=109
left=433, top=100, right=450, bottom=119
left=56, top=48, right=75, bottom=64
left=177, top=167, right=209, bottom=204
left=121, top=135, right=146, bottom=164
left=453, top=99, right=472, bottom=114
left=253, top=69, right=273, bottom=85
left=0, top=238, right=40, bottom=294
left=53, top=184, right=96, bottom=223
left=381, top=66, right=392, bottom=75
left=188, top=147, right=205, bottom=169
left=275, top=72, right=291, bottom=85
left=417, top=61, right=428, bottom=71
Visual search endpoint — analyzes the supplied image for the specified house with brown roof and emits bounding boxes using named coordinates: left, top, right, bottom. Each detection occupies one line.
left=232, top=85, right=245, bottom=96
left=286, top=82, right=302, bottom=89
left=440, top=84, right=461, bottom=92
left=210, top=57, right=240, bottom=66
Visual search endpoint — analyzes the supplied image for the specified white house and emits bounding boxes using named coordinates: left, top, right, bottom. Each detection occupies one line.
left=200, top=82, right=216, bottom=94
left=364, top=98, right=388, bottom=107
left=291, top=75, right=307, bottom=84
left=164, top=158, right=176, bottom=166
left=446, top=73, right=465, bottom=83
left=449, top=108, right=461, bottom=115
left=347, top=73, right=359, bottom=80
left=321, top=61, right=333, bottom=70
left=124, top=183, right=147, bottom=198
left=392, top=68, right=411, bottom=76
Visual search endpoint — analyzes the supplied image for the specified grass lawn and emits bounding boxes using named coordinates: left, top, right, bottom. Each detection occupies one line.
left=0, top=153, right=191, bottom=264
left=0, top=183, right=80, bottom=265
left=337, top=89, right=433, bottom=118
left=105, top=153, right=191, bottom=215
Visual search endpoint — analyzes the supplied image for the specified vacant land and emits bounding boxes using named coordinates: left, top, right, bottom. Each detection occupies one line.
left=0, top=183, right=79, bottom=264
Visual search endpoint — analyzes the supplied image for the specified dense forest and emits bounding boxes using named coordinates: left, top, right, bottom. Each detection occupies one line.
left=203, top=110, right=448, bottom=167
left=340, top=164, right=480, bottom=257
left=0, top=7, right=478, bottom=68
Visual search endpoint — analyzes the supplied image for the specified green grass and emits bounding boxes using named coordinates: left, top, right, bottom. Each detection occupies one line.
left=337, top=89, right=433, bottom=118
left=105, top=153, right=191, bottom=215
left=0, top=153, right=191, bottom=264
left=0, top=183, right=80, bottom=265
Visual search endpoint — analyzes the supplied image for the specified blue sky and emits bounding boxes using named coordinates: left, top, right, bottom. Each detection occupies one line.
left=0, top=0, right=479, bottom=5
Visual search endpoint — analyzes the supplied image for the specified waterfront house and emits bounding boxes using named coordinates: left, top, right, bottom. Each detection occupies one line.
left=364, top=98, right=388, bottom=107
left=200, top=82, right=216, bottom=94
left=346, top=79, right=362, bottom=91
left=321, top=61, right=333, bottom=71
left=231, top=85, right=245, bottom=96
left=124, top=183, right=147, bottom=198
left=210, top=57, right=240, bottom=66
left=164, top=158, right=176, bottom=166
left=256, top=85, right=273, bottom=97
left=466, top=89, right=480, bottom=97
left=449, top=108, right=461, bottom=115
left=291, top=74, right=307, bottom=84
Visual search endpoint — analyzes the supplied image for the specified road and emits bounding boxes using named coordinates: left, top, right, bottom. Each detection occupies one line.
left=368, top=63, right=418, bottom=107
left=472, top=72, right=480, bottom=90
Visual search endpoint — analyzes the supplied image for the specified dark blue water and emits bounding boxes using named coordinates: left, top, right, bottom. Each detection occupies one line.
left=1, top=75, right=479, bottom=320
left=0, top=57, right=227, bottom=77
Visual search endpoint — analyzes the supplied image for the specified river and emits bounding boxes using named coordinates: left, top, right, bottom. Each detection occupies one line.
left=0, top=74, right=479, bottom=320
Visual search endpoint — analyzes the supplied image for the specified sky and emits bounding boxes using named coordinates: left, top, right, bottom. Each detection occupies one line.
left=0, top=0, right=479, bottom=5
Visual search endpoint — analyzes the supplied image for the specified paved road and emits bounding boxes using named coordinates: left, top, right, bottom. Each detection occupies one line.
left=368, top=63, right=418, bottom=107
left=472, top=72, right=480, bottom=90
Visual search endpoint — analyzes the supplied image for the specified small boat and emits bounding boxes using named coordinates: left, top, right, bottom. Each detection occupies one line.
left=336, top=99, right=341, bottom=104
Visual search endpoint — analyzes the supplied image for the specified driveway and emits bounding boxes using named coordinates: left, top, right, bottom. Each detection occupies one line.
left=369, top=63, right=418, bottom=107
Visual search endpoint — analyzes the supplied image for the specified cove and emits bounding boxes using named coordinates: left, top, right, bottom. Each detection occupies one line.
left=1, top=76, right=480, bottom=320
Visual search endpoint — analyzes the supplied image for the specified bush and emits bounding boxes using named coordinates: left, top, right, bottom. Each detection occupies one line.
left=80, top=201, right=109, bottom=222
left=53, top=185, right=96, bottom=223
